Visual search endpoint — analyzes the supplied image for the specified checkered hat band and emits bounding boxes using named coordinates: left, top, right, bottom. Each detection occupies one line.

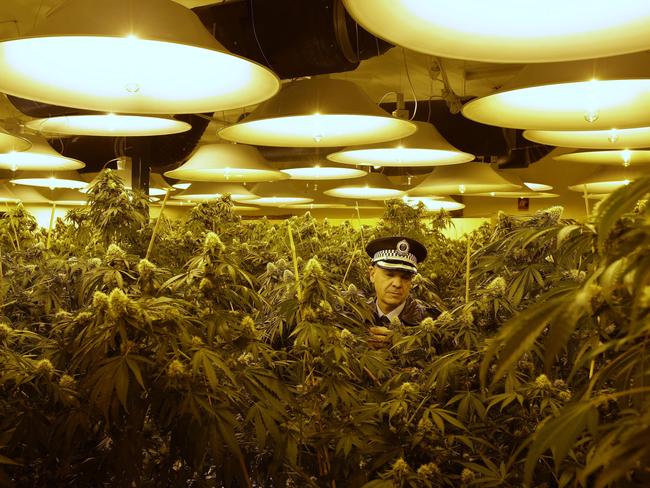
left=372, top=249, right=417, bottom=265
left=374, top=259, right=418, bottom=273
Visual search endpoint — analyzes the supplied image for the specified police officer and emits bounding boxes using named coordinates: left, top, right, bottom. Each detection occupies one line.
left=365, top=236, right=432, bottom=348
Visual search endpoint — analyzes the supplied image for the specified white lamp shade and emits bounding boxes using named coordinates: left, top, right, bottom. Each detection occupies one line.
left=462, top=52, right=650, bottom=131
left=0, top=134, right=84, bottom=171
left=470, top=191, right=559, bottom=199
left=26, top=114, right=192, bottom=137
left=164, top=144, right=287, bottom=183
left=568, top=167, right=647, bottom=193
left=10, top=170, right=88, bottom=189
left=409, top=163, right=523, bottom=196
left=280, top=163, right=366, bottom=180
left=555, top=149, right=650, bottom=166
left=284, top=194, right=356, bottom=209
left=218, top=78, right=416, bottom=147
left=327, top=121, right=474, bottom=167
left=0, top=128, right=31, bottom=153
left=342, top=0, right=650, bottom=63
left=402, top=196, right=465, bottom=211
left=324, top=172, right=405, bottom=200
left=0, top=0, right=279, bottom=114
left=524, top=126, right=650, bottom=150
left=173, top=182, right=258, bottom=202
left=247, top=181, right=314, bottom=206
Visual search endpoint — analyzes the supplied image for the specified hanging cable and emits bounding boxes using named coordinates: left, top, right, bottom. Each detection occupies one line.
left=250, top=0, right=273, bottom=70
left=402, top=48, right=418, bottom=120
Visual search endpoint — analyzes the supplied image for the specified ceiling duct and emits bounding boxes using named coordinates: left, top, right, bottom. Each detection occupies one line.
left=380, top=100, right=554, bottom=168
left=193, top=0, right=392, bottom=78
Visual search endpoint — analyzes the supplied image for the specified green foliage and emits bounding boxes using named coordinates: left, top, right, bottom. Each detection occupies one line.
left=0, top=180, right=648, bottom=487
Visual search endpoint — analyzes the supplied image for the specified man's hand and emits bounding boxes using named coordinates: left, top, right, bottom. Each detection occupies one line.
left=368, top=326, right=392, bottom=349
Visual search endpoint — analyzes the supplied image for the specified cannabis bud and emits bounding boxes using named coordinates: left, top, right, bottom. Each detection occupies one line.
left=460, top=468, right=476, bottom=484
left=398, top=382, right=419, bottom=398
left=237, top=352, right=254, bottom=365
left=534, top=374, right=553, bottom=390
left=204, top=232, right=225, bottom=254
left=167, top=359, right=187, bottom=379
left=93, top=291, right=109, bottom=310
left=0, top=323, right=13, bottom=342
left=191, top=336, right=204, bottom=347
left=303, top=257, right=324, bottom=278
left=137, top=258, right=156, bottom=277
left=486, top=276, right=507, bottom=295
left=108, top=288, right=131, bottom=319
left=35, top=358, right=55, bottom=378
left=417, top=462, right=441, bottom=478
left=434, top=311, right=454, bottom=328
left=105, top=244, right=126, bottom=262
left=59, top=374, right=76, bottom=389
left=420, top=317, right=436, bottom=333
left=391, top=458, right=411, bottom=478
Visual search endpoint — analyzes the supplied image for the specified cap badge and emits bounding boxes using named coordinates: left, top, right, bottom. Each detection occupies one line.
left=396, top=239, right=410, bottom=255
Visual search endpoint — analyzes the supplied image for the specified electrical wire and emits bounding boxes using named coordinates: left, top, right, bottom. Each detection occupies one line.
left=250, top=0, right=273, bottom=70
left=402, top=48, right=418, bottom=121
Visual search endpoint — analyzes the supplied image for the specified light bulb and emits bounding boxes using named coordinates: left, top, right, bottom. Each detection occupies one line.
left=125, top=83, right=141, bottom=94
left=458, top=184, right=466, bottom=194
left=490, top=191, right=496, bottom=197
left=608, top=128, right=619, bottom=143
left=313, top=133, right=323, bottom=143
left=584, top=109, right=600, bottom=123
left=621, top=149, right=631, bottom=167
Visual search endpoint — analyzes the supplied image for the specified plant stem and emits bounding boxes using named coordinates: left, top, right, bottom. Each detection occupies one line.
left=583, top=185, right=590, bottom=218
left=341, top=249, right=358, bottom=285
left=465, top=235, right=472, bottom=303
left=46, top=202, right=56, bottom=249
left=287, top=222, right=302, bottom=302
left=355, top=201, right=365, bottom=250
left=145, top=189, right=170, bottom=261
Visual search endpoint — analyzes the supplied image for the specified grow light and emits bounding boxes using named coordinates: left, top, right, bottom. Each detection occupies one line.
left=0, top=134, right=84, bottom=171
left=342, top=0, right=650, bottom=63
left=0, top=0, right=279, bottom=114
left=327, top=121, right=474, bottom=167
left=524, top=126, right=650, bottom=150
left=26, top=114, right=191, bottom=137
left=219, top=78, right=416, bottom=147
left=164, top=144, right=287, bottom=183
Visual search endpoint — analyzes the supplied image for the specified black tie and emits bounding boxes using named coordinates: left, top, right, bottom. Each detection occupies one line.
left=380, top=315, right=391, bottom=327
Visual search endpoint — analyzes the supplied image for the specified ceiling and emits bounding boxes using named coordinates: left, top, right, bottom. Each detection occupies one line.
left=0, top=0, right=625, bottom=218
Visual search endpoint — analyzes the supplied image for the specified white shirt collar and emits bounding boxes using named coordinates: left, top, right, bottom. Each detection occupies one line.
left=376, top=299, right=407, bottom=322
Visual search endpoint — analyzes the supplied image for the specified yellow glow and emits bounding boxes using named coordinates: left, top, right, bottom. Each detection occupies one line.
left=0, top=130, right=31, bottom=153
left=402, top=197, right=465, bottom=211
left=10, top=176, right=88, bottom=190
left=524, top=126, right=650, bottom=149
left=342, top=0, right=650, bottom=62
left=0, top=135, right=84, bottom=171
left=409, top=163, right=522, bottom=196
left=280, top=166, right=366, bottom=180
left=173, top=182, right=258, bottom=201
left=324, top=186, right=404, bottom=200
left=0, top=36, right=279, bottom=114
left=463, top=79, right=650, bottom=130
left=0, top=0, right=279, bottom=114
left=247, top=197, right=314, bottom=207
left=569, top=180, right=632, bottom=193
left=328, top=121, right=474, bottom=166
left=555, top=149, right=650, bottom=166
left=219, top=114, right=415, bottom=147
left=164, top=144, right=287, bottom=183
left=26, top=114, right=191, bottom=136
left=172, top=182, right=191, bottom=190
left=524, top=182, right=553, bottom=191
left=471, top=191, right=559, bottom=199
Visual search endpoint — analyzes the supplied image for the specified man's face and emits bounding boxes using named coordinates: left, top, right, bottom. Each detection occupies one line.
left=369, top=265, right=414, bottom=313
